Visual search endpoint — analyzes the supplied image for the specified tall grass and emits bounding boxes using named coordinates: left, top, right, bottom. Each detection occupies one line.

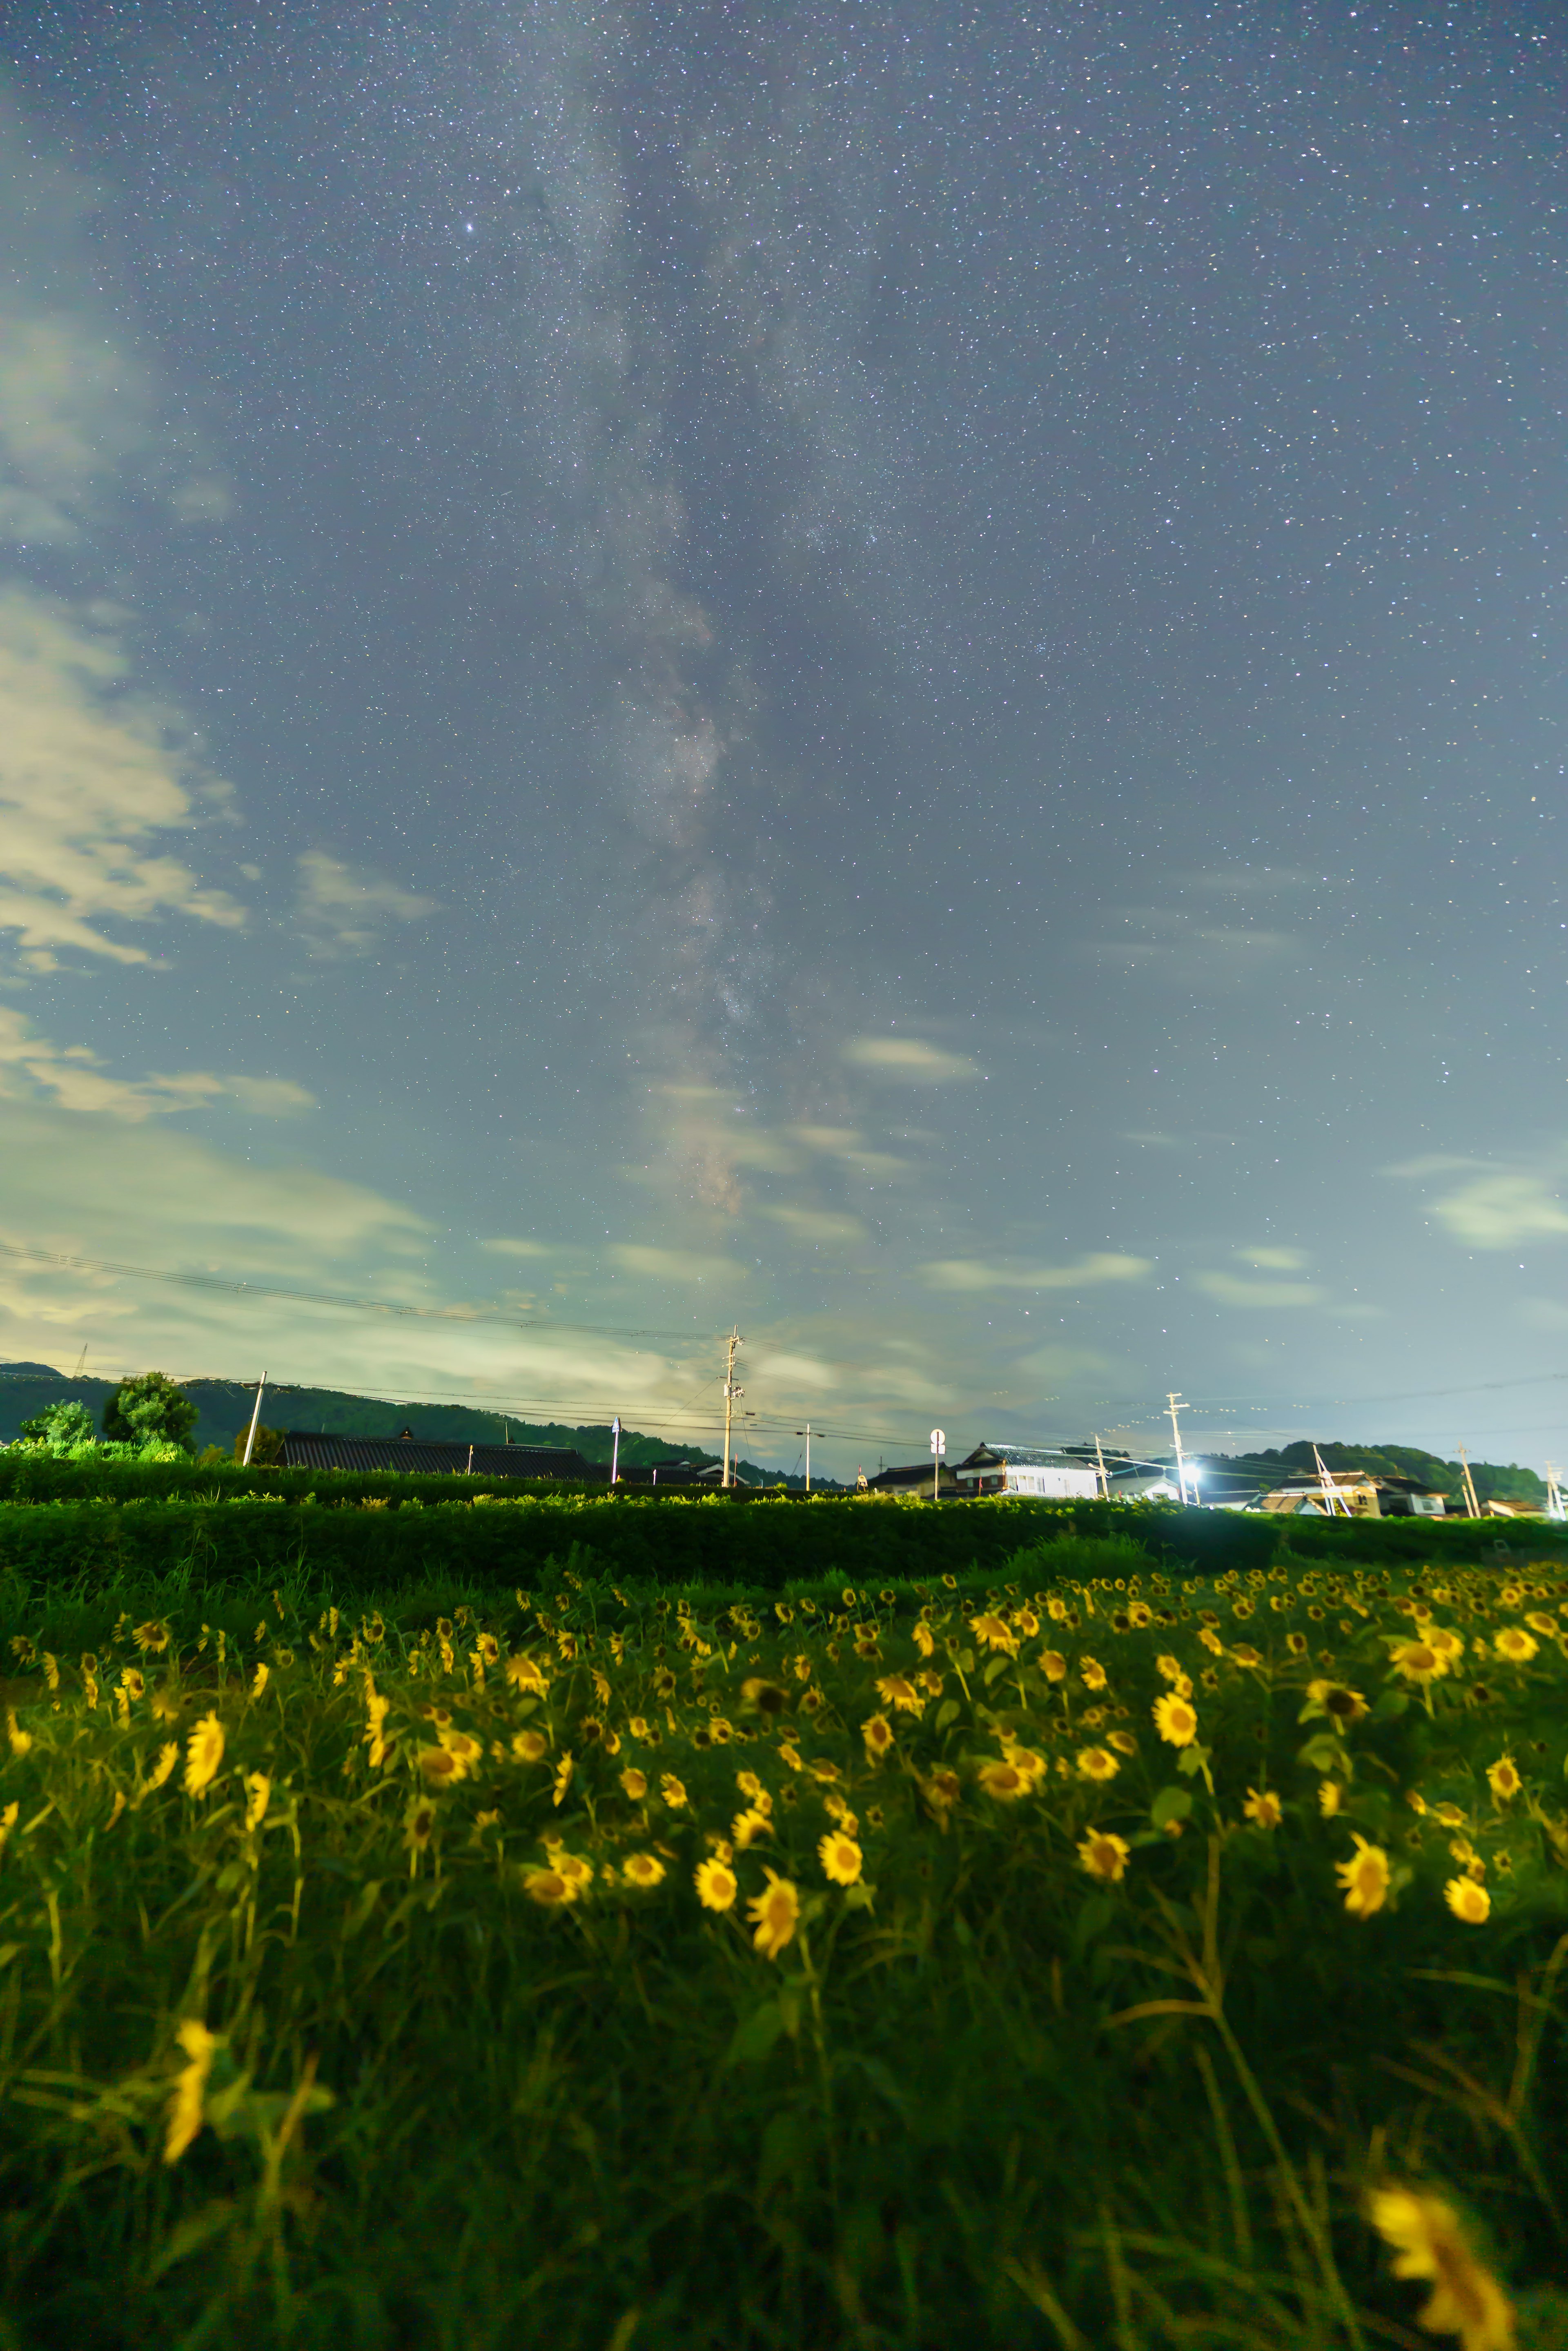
left=2, top=1548, right=1565, bottom=2345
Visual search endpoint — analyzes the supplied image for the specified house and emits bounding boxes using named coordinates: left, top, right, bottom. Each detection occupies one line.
left=864, top=1462, right=962, bottom=1498
left=1258, top=1471, right=1447, bottom=1519
left=282, top=1431, right=602, bottom=1481
left=952, top=1442, right=1102, bottom=1500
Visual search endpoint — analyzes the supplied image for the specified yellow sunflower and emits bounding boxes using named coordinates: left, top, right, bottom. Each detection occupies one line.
left=1152, top=1692, right=1198, bottom=1748
left=181, top=1713, right=225, bottom=1798
left=1335, top=1834, right=1392, bottom=1920
left=746, top=1870, right=801, bottom=1960
left=1367, top=2186, right=1514, bottom=2351
left=818, top=1831, right=864, bottom=1885
left=1444, top=1877, right=1490, bottom=1926
left=1077, top=1830, right=1130, bottom=1884
left=163, top=2019, right=220, bottom=2166
left=1390, top=1641, right=1449, bottom=1688
left=861, top=1713, right=895, bottom=1762
left=1076, top=1745, right=1120, bottom=1783
left=695, top=1856, right=739, bottom=1912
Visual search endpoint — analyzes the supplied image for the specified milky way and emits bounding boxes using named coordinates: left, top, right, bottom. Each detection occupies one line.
left=1, top=4, right=1565, bottom=1471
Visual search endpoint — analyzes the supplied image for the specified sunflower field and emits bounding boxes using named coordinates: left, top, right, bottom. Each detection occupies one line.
left=2, top=1541, right=1567, bottom=2349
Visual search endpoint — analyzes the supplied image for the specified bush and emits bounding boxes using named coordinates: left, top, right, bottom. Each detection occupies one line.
left=230, top=1423, right=285, bottom=1466
left=101, top=1370, right=198, bottom=1453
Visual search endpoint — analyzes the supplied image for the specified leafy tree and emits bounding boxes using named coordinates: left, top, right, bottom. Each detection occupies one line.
left=16, top=1399, right=98, bottom=1454
left=233, top=1424, right=286, bottom=1466
left=102, top=1372, right=198, bottom=1454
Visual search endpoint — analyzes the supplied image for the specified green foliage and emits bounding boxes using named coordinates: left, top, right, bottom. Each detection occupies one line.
left=0, top=1547, right=1563, bottom=2344
left=15, top=1398, right=98, bottom=1453
left=0, top=1460, right=1564, bottom=1614
left=231, top=1423, right=285, bottom=1466
left=101, top=1370, right=199, bottom=1453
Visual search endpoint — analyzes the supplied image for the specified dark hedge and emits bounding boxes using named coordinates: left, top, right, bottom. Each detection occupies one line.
left=0, top=1470, right=1561, bottom=1598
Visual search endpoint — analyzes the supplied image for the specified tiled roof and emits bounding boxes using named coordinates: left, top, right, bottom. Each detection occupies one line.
left=282, top=1432, right=603, bottom=1480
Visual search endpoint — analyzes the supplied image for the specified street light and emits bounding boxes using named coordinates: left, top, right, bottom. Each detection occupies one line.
left=930, top=1427, right=946, bottom=1503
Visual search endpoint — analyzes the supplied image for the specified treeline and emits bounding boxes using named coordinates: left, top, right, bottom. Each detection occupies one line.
left=0, top=1362, right=789, bottom=1489
left=1210, top=1438, right=1549, bottom=1507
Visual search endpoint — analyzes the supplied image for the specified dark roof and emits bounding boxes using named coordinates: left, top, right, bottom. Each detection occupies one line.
left=866, top=1462, right=959, bottom=1492
left=283, top=1432, right=604, bottom=1480
left=955, top=1441, right=1107, bottom=1472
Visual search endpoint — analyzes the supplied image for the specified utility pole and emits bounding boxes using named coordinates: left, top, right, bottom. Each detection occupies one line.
left=722, top=1329, right=744, bottom=1490
left=1165, top=1392, right=1189, bottom=1506
left=1093, top=1431, right=1109, bottom=1500
left=1457, top=1445, right=1481, bottom=1520
left=930, top=1426, right=946, bottom=1502
left=610, top=1416, right=621, bottom=1485
left=241, top=1372, right=267, bottom=1468
left=1312, top=1444, right=1347, bottom=1517
left=795, top=1424, right=811, bottom=1493
left=1546, top=1461, right=1564, bottom=1520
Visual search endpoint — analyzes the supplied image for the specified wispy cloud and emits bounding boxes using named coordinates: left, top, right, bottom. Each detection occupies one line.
left=610, top=1243, right=748, bottom=1285
left=0, top=1007, right=311, bottom=1122
left=1194, top=1271, right=1324, bottom=1308
left=294, top=852, right=437, bottom=958
left=757, top=1204, right=866, bottom=1244
left=843, top=1037, right=982, bottom=1081
left=0, top=588, right=245, bottom=971
left=923, top=1252, right=1150, bottom=1293
left=1386, top=1151, right=1568, bottom=1250
left=1430, top=1173, right=1568, bottom=1250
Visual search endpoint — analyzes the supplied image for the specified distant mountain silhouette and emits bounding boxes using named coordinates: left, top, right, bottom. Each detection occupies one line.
left=0, top=1362, right=798, bottom=1487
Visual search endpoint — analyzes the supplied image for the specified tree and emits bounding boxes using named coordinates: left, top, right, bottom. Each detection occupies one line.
left=17, top=1399, right=98, bottom=1454
left=102, top=1372, right=199, bottom=1453
left=233, top=1424, right=285, bottom=1467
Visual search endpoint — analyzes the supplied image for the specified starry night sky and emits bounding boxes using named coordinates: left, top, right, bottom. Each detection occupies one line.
left=2, top=2, right=1565, bottom=1475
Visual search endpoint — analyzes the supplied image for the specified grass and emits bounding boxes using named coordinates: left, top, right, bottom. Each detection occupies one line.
left=2, top=1542, right=1567, bottom=2347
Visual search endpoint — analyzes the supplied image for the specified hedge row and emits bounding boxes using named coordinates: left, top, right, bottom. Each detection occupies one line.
left=0, top=1477, right=1562, bottom=1597
left=0, top=1491, right=1283, bottom=1593
left=0, top=1455, right=595, bottom=1507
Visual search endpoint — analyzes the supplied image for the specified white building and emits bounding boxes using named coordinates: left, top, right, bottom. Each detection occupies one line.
left=952, top=1441, right=1102, bottom=1500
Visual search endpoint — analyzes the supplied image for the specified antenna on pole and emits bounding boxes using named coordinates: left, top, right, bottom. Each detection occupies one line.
left=1165, top=1393, right=1189, bottom=1506
left=722, top=1329, right=744, bottom=1490
left=72, top=1340, right=89, bottom=1380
